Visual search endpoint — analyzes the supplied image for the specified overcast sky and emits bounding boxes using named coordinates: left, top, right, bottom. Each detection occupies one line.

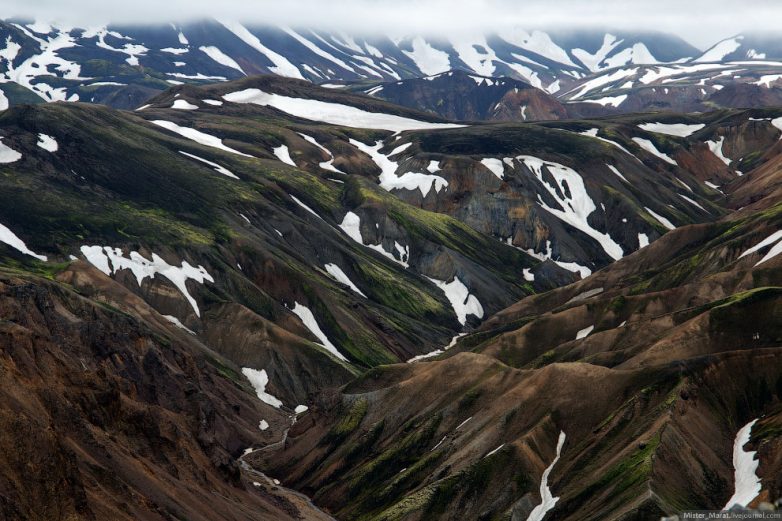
left=5, top=0, right=782, bottom=49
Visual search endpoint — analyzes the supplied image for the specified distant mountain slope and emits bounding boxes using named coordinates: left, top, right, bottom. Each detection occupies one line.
left=695, top=33, right=782, bottom=62
left=0, top=18, right=705, bottom=109
left=351, top=69, right=568, bottom=121
left=560, top=59, right=782, bottom=116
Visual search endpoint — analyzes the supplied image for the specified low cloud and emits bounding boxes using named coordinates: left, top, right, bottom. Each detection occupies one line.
left=4, top=0, right=781, bottom=49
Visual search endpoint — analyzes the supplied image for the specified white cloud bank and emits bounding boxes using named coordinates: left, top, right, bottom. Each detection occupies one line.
left=4, top=0, right=782, bottom=48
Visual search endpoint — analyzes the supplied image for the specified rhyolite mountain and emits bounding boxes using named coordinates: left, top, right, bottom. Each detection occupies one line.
left=0, top=49, right=781, bottom=521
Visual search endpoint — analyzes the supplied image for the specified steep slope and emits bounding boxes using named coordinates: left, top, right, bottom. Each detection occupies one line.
left=2, top=71, right=781, bottom=520
left=1, top=79, right=577, bottom=406
left=0, top=264, right=335, bottom=520
left=170, top=75, right=732, bottom=276
left=258, top=143, right=782, bottom=519
left=0, top=84, right=555, bottom=518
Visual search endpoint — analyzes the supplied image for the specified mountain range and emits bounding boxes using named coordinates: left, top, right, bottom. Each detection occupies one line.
left=2, top=18, right=782, bottom=114
left=0, top=14, right=781, bottom=521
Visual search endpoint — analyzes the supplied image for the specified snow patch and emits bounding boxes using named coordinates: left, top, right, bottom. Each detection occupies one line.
left=179, top=151, right=238, bottom=179
left=705, top=136, right=731, bottom=165
left=283, top=28, right=356, bottom=73
left=290, top=302, right=347, bottom=361
left=80, top=246, right=213, bottom=316
left=519, top=156, right=624, bottom=260
left=638, top=122, right=705, bottom=137
left=339, top=211, right=410, bottom=268
left=151, top=120, right=252, bottom=157
left=740, top=230, right=782, bottom=266
left=427, top=276, right=484, bottom=325
left=580, top=129, right=640, bottom=161
left=499, top=29, right=577, bottom=67
left=0, top=138, right=22, bottom=163
left=576, top=325, right=594, bottom=340
left=171, top=99, right=198, bottom=110
left=290, top=195, right=324, bottom=221
left=407, top=333, right=466, bottom=363
left=163, top=315, right=195, bottom=335
left=723, top=419, right=761, bottom=509
left=324, top=263, right=366, bottom=297
left=679, top=194, right=708, bottom=212
left=644, top=207, right=676, bottom=230
left=198, top=45, right=245, bottom=75
left=297, top=133, right=344, bottom=173
left=218, top=21, right=304, bottom=79
left=632, top=138, right=678, bottom=165
left=350, top=139, right=447, bottom=197
left=480, top=158, right=505, bottom=180
left=526, top=431, right=567, bottom=521
left=696, top=37, right=743, bottom=63
left=223, top=88, right=463, bottom=132
left=606, top=164, right=629, bottom=184
left=484, top=443, right=505, bottom=458
left=241, top=368, right=283, bottom=408
left=402, top=37, right=450, bottom=76
left=522, top=239, right=592, bottom=279
left=36, top=133, right=58, bottom=152
left=273, top=144, right=296, bottom=166
left=580, top=94, right=627, bottom=107
left=0, top=223, right=47, bottom=261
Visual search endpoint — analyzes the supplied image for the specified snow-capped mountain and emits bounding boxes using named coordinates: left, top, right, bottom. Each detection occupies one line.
left=695, top=33, right=782, bottom=62
left=3, top=18, right=782, bottom=119
left=0, top=18, right=701, bottom=109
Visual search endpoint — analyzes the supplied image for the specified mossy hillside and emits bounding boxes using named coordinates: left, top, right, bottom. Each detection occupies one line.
left=0, top=103, right=251, bottom=250
left=557, top=370, right=678, bottom=505
left=422, top=445, right=533, bottom=521
left=330, top=415, right=444, bottom=518
left=598, top=184, right=681, bottom=236
left=0, top=82, right=45, bottom=106
left=0, top=103, right=471, bottom=370
left=348, top=178, right=536, bottom=290
left=630, top=205, right=782, bottom=295
left=414, top=122, right=607, bottom=162
left=352, top=259, right=450, bottom=323
left=0, top=250, right=71, bottom=280
left=238, top=212, right=457, bottom=354
left=325, top=398, right=369, bottom=444
left=302, top=285, right=397, bottom=367
left=564, top=430, right=662, bottom=515
left=669, top=287, right=782, bottom=326
left=0, top=104, right=355, bottom=256
left=458, top=316, right=536, bottom=353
